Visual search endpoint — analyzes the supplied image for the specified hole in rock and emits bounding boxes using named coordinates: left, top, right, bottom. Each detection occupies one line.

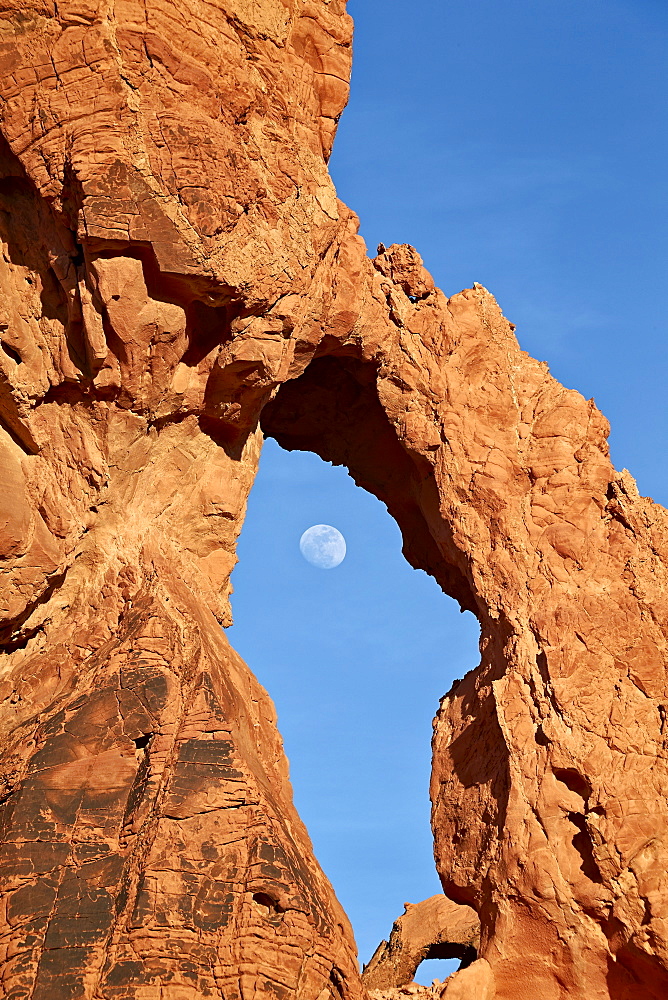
left=414, top=958, right=462, bottom=987
left=410, top=938, right=477, bottom=986
left=329, top=966, right=347, bottom=999
left=228, top=436, right=480, bottom=970
left=182, top=300, right=233, bottom=367
left=252, top=891, right=284, bottom=916
left=133, top=733, right=153, bottom=751
left=0, top=341, right=22, bottom=364
left=554, top=766, right=592, bottom=801
left=568, top=811, right=603, bottom=883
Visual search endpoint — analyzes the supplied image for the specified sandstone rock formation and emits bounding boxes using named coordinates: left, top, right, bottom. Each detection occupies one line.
left=1, top=1, right=668, bottom=999
left=365, top=958, right=494, bottom=1000
left=362, top=895, right=479, bottom=991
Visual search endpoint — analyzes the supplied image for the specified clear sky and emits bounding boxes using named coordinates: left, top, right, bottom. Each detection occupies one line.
left=228, top=0, right=667, bottom=984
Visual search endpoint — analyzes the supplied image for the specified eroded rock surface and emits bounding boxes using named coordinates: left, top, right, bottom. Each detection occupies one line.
left=368, top=958, right=494, bottom=1000
left=1, top=1, right=668, bottom=999
left=363, top=896, right=478, bottom=991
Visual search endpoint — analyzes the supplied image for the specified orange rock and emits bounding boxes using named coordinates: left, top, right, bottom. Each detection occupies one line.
left=1, top=2, right=668, bottom=999
left=440, top=959, right=494, bottom=999
left=363, top=896, right=478, bottom=990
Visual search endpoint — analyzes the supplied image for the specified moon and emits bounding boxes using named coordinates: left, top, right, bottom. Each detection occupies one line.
left=299, top=524, right=346, bottom=569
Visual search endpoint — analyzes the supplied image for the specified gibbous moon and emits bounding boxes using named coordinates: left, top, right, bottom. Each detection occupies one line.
left=299, top=524, right=346, bottom=569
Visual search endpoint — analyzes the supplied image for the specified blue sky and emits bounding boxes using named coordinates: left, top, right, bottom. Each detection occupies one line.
left=228, top=0, right=667, bottom=983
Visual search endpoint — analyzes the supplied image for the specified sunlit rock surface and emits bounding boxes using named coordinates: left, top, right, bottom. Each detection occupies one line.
left=363, top=895, right=478, bottom=991
left=1, top=1, right=668, bottom=998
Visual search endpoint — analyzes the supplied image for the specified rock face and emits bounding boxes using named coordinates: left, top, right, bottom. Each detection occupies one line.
left=1, top=1, right=668, bottom=999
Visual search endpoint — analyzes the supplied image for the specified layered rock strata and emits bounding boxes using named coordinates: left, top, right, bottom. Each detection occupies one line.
left=1, top=1, right=667, bottom=999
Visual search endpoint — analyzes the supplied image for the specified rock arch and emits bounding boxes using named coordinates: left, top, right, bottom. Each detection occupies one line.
left=362, top=895, right=479, bottom=991
left=0, top=1, right=667, bottom=998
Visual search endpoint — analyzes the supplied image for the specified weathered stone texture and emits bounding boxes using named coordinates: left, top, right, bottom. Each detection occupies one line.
left=1, top=1, right=668, bottom=999
left=363, top=895, right=478, bottom=991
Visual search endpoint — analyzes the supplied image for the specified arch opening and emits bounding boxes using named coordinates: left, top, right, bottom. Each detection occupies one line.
left=260, top=353, right=478, bottom=617
left=229, top=361, right=481, bottom=968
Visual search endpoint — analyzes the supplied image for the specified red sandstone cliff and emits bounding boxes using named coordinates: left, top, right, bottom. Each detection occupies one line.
left=0, top=2, right=667, bottom=998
